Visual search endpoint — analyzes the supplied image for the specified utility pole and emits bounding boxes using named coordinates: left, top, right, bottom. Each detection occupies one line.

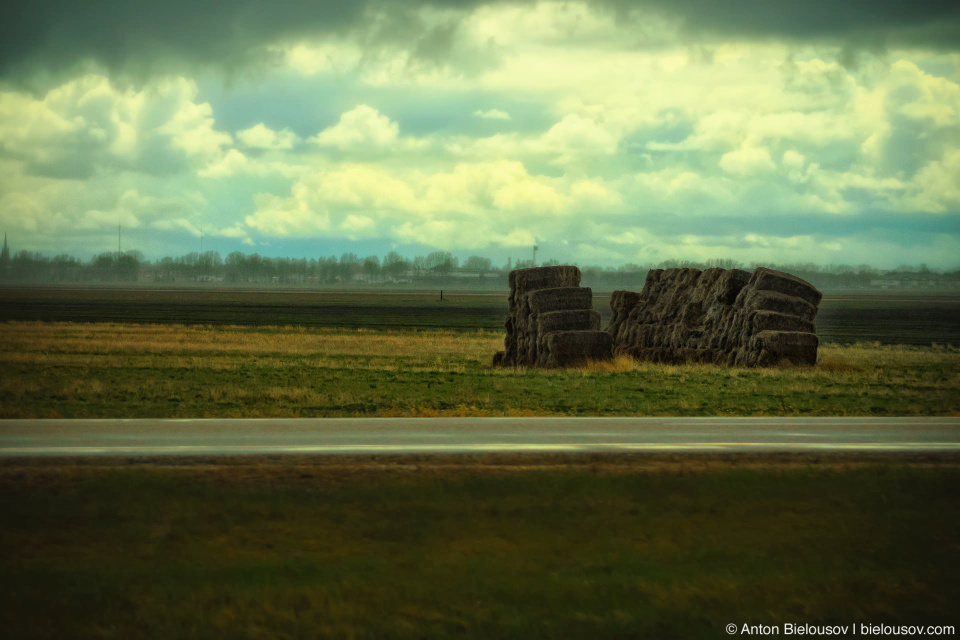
left=532, top=244, right=538, bottom=267
left=118, top=223, right=121, bottom=254
left=200, top=227, right=204, bottom=255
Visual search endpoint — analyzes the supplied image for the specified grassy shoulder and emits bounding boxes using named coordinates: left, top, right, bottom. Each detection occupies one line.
left=0, top=459, right=957, bottom=639
left=1, top=321, right=958, bottom=418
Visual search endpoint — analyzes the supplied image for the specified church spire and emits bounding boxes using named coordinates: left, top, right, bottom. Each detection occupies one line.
left=0, top=232, right=9, bottom=278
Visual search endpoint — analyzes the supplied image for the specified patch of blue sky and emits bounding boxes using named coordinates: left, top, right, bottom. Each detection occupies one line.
left=629, top=209, right=959, bottom=241
left=196, top=71, right=358, bottom=139
left=197, top=69, right=551, bottom=140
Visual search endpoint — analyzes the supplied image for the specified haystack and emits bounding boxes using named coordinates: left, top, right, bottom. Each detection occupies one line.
left=606, top=266, right=821, bottom=366
left=495, top=266, right=612, bottom=368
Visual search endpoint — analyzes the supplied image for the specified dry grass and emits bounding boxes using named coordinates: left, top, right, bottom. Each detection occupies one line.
left=0, top=321, right=500, bottom=359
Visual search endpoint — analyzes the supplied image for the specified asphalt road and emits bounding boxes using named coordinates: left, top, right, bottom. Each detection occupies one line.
left=1, top=417, right=958, bottom=457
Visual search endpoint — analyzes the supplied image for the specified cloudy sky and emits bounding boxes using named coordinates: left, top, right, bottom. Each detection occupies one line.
left=2, top=0, right=958, bottom=268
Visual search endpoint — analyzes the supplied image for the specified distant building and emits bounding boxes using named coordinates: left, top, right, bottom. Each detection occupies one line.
left=0, top=233, right=9, bottom=279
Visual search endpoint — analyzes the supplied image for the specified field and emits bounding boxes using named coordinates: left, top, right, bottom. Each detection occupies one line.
left=1, top=458, right=957, bottom=639
left=0, top=286, right=509, bottom=331
left=1, top=286, right=958, bottom=345
left=1, top=287, right=958, bottom=637
left=1, top=321, right=957, bottom=418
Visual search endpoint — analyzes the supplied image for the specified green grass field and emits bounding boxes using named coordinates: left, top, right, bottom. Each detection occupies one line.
left=1, top=321, right=957, bottom=418
left=1, top=459, right=957, bottom=639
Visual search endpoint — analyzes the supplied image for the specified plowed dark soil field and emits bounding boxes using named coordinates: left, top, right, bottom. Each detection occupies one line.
left=0, top=286, right=956, bottom=345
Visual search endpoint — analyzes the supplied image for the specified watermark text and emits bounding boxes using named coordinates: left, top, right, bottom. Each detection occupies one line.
left=727, top=623, right=955, bottom=636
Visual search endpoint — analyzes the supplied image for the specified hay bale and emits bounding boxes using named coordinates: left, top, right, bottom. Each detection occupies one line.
left=743, top=290, right=817, bottom=322
left=749, top=267, right=822, bottom=306
left=498, top=265, right=604, bottom=368
left=527, top=287, right=593, bottom=314
left=602, top=265, right=822, bottom=368
left=537, top=309, right=601, bottom=334
left=510, top=266, right=581, bottom=299
left=607, top=290, right=642, bottom=339
left=542, top=331, right=613, bottom=368
left=534, top=310, right=602, bottom=367
left=711, top=268, right=751, bottom=305
left=749, top=310, right=815, bottom=334
left=496, top=263, right=818, bottom=369
left=754, top=330, right=818, bottom=366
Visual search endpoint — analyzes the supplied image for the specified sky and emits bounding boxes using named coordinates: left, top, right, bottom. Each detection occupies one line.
left=1, top=0, right=959, bottom=269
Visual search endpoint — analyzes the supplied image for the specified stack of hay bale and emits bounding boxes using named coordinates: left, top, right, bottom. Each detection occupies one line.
left=493, top=266, right=612, bottom=368
left=606, top=266, right=821, bottom=366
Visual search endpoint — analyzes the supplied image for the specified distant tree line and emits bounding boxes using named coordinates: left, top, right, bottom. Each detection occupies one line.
left=0, top=245, right=958, bottom=292
left=0, top=248, right=496, bottom=287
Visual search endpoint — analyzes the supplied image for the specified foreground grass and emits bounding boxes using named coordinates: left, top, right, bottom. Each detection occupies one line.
left=0, top=460, right=956, bottom=639
left=1, top=321, right=958, bottom=418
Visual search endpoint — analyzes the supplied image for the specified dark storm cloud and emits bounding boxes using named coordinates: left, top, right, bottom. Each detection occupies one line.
left=4, top=0, right=957, bottom=83
left=608, top=0, right=960, bottom=48
left=2, top=1, right=358, bottom=79
left=0, top=0, right=524, bottom=82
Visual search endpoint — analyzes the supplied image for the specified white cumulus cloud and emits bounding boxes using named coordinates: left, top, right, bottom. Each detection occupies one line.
left=474, top=108, right=511, bottom=120
left=237, top=123, right=299, bottom=150
left=312, top=105, right=400, bottom=151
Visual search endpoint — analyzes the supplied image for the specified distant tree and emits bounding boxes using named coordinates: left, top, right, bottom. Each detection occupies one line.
left=383, top=251, right=409, bottom=280
left=705, top=258, right=743, bottom=270
left=196, top=251, right=222, bottom=279
left=9, top=250, right=50, bottom=281
left=51, top=254, right=82, bottom=282
left=318, top=256, right=338, bottom=283
left=425, top=251, right=457, bottom=275
left=657, top=259, right=702, bottom=269
left=338, top=253, right=360, bottom=283
left=224, top=252, right=246, bottom=283
left=362, top=255, right=381, bottom=282
left=412, top=255, right=427, bottom=280
left=92, top=253, right=116, bottom=281
left=244, top=253, right=266, bottom=282
left=4, top=245, right=958, bottom=291
left=463, top=255, right=492, bottom=273
left=116, top=251, right=141, bottom=282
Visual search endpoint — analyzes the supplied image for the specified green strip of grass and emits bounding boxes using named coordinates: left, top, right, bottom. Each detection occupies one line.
left=6, top=356, right=958, bottom=417
left=1, top=461, right=957, bottom=639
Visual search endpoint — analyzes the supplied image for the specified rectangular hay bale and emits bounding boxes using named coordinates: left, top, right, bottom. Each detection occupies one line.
left=542, top=330, right=613, bottom=368
left=510, top=266, right=581, bottom=296
left=537, top=309, right=601, bottom=334
left=527, top=287, right=593, bottom=314
left=749, top=267, right=822, bottom=306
